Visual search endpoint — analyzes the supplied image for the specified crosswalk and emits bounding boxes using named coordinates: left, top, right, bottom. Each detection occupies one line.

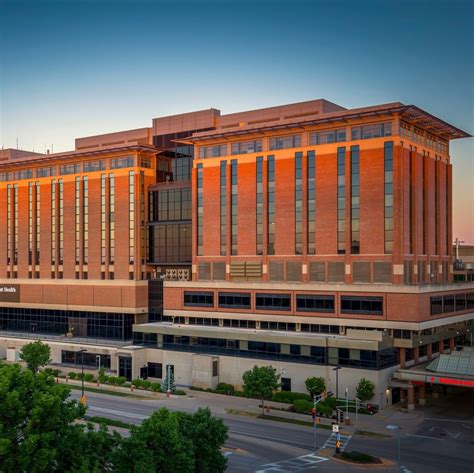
left=321, top=432, right=352, bottom=452
left=255, top=453, right=329, bottom=472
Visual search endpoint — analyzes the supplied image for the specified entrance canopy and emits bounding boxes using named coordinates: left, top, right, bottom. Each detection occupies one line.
left=393, top=347, right=474, bottom=388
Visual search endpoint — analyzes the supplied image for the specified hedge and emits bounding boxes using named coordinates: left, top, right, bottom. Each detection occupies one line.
left=272, top=391, right=311, bottom=403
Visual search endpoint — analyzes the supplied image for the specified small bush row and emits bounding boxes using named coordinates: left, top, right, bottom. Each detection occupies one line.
left=271, top=391, right=311, bottom=403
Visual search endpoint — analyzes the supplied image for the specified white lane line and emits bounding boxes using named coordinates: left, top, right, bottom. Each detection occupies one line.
left=87, top=406, right=147, bottom=420
left=424, top=418, right=474, bottom=424
left=406, top=433, right=444, bottom=441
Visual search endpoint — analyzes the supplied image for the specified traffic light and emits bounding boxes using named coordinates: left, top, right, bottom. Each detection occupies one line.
left=311, top=407, right=316, bottom=421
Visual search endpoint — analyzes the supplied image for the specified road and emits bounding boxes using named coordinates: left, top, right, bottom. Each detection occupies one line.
left=71, top=390, right=474, bottom=472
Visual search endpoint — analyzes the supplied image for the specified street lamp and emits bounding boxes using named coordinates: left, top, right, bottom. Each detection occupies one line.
left=386, top=424, right=401, bottom=467
left=332, top=366, right=342, bottom=400
left=79, top=348, right=87, bottom=398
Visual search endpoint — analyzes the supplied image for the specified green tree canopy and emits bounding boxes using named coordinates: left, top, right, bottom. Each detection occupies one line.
left=305, top=376, right=326, bottom=397
left=242, top=365, right=280, bottom=415
left=19, top=340, right=51, bottom=373
left=0, top=363, right=228, bottom=473
left=356, top=378, right=375, bottom=402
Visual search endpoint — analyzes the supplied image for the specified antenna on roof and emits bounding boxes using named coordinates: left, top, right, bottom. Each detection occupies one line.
left=51, top=144, right=54, bottom=154
left=32, top=129, right=35, bottom=152
left=16, top=138, right=19, bottom=150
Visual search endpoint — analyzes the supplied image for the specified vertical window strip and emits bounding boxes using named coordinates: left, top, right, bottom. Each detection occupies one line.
left=100, top=174, right=106, bottom=265
left=197, top=164, right=203, bottom=256
left=408, top=146, right=413, bottom=254
left=51, top=180, right=56, bottom=265
left=307, top=151, right=315, bottom=255
left=256, top=157, right=263, bottom=255
left=445, top=165, right=449, bottom=256
left=350, top=146, right=360, bottom=254
left=35, top=182, right=40, bottom=265
left=28, top=183, right=33, bottom=265
left=13, top=184, right=18, bottom=265
left=231, top=159, right=238, bottom=255
left=75, top=177, right=80, bottom=265
left=83, top=177, right=89, bottom=264
left=384, top=142, right=394, bottom=254
left=434, top=159, right=439, bottom=255
left=295, top=152, right=303, bottom=255
left=220, top=161, right=227, bottom=256
left=58, top=180, right=64, bottom=265
left=7, top=185, right=11, bottom=265
left=422, top=152, right=426, bottom=255
left=109, top=174, right=115, bottom=264
left=337, top=147, right=346, bottom=254
left=129, top=171, right=135, bottom=264
left=140, top=171, right=145, bottom=267
left=267, top=155, right=275, bottom=255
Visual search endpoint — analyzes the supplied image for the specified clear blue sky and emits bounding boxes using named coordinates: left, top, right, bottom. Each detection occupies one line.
left=1, top=0, right=473, bottom=242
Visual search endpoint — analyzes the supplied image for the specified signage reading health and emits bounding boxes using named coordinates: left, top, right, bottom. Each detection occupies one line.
left=0, top=284, right=20, bottom=302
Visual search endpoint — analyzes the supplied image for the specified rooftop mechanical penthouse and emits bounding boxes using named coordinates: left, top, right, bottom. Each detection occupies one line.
left=0, top=98, right=472, bottom=407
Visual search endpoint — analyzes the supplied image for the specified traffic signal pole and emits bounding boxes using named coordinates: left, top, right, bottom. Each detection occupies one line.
left=312, top=394, right=324, bottom=451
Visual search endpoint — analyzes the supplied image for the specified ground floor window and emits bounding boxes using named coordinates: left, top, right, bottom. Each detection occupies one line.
left=61, top=350, right=111, bottom=369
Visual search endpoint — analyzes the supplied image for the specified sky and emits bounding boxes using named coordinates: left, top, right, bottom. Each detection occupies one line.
left=1, top=0, right=473, bottom=242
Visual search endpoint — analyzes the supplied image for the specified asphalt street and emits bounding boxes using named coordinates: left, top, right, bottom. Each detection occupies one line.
left=70, top=390, right=474, bottom=473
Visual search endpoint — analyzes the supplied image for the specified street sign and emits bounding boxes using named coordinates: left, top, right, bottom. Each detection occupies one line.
left=332, top=424, right=339, bottom=433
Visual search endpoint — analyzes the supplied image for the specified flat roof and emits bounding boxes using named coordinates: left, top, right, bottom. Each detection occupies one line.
left=184, top=103, right=471, bottom=142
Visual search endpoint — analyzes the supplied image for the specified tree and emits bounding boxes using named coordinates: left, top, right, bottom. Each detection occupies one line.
left=305, top=376, right=326, bottom=397
left=0, top=363, right=228, bottom=472
left=19, top=340, right=51, bottom=373
left=242, top=365, right=280, bottom=415
left=0, top=363, right=86, bottom=472
left=356, top=378, right=375, bottom=402
left=177, top=407, right=228, bottom=472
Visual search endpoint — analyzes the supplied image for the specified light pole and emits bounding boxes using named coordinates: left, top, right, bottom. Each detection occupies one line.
left=332, top=366, right=341, bottom=400
left=79, top=348, right=87, bottom=398
left=386, top=424, right=401, bottom=467
left=345, top=386, right=349, bottom=425
left=96, top=354, right=101, bottom=371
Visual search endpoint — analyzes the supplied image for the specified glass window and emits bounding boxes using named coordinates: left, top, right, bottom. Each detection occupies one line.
left=309, top=128, right=346, bottom=145
left=296, top=295, right=335, bottom=313
left=255, top=293, right=291, bottom=311
left=269, top=134, right=301, bottom=151
left=218, top=292, right=251, bottom=309
left=231, top=140, right=262, bottom=155
left=340, top=296, right=383, bottom=315
left=184, top=291, right=214, bottom=307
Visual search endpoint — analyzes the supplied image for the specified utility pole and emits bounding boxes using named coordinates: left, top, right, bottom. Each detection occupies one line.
left=345, top=386, right=349, bottom=425
left=312, top=394, right=324, bottom=451
left=332, top=366, right=341, bottom=400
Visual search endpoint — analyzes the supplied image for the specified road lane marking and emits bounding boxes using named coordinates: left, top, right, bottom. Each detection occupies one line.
left=406, top=433, right=444, bottom=441
left=87, top=406, right=147, bottom=420
left=424, top=418, right=474, bottom=424
left=255, top=453, right=328, bottom=473
left=444, top=430, right=460, bottom=439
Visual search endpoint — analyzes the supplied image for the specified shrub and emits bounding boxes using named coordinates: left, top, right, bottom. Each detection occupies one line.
left=151, top=382, right=161, bottom=392
left=98, top=368, right=108, bottom=384
left=83, top=373, right=94, bottom=382
left=141, top=380, right=152, bottom=390
left=272, top=391, right=311, bottom=403
left=116, top=376, right=127, bottom=386
left=341, top=451, right=378, bottom=463
left=316, top=402, right=333, bottom=417
left=174, top=389, right=186, bottom=396
left=324, top=396, right=337, bottom=410
left=292, top=399, right=313, bottom=414
left=215, top=383, right=235, bottom=395
left=132, top=379, right=142, bottom=388
left=76, top=373, right=84, bottom=380
left=68, top=372, right=77, bottom=379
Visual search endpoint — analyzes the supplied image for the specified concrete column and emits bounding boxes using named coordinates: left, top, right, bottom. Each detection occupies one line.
left=427, top=343, right=433, bottom=361
left=418, top=383, right=426, bottom=406
left=399, top=348, right=406, bottom=369
left=407, top=384, right=415, bottom=411
left=400, top=388, right=406, bottom=402
left=414, top=346, right=420, bottom=366
left=449, top=337, right=455, bottom=351
left=438, top=340, right=444, bottom=354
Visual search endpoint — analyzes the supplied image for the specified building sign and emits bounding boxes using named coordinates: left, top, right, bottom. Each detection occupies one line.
left=0, top=284, right=20, bottom=302
left=429, top=376, right=474, bottom=388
